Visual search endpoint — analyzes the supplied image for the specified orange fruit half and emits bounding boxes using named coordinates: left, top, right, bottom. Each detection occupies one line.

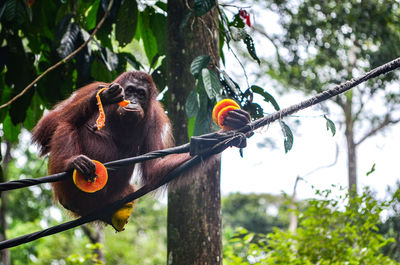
left=212, top=99, right=240, bottom=124
left=72, top=160, right=108, bottom=193
left=217, top=105, right=240, bottom=130
left=212, top=99, right=241, bottom=130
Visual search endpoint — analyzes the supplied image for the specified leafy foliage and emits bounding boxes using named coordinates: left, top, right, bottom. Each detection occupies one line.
left=2, top=0, right=29, bottom=25
left=243, top=35, right=260, bottom=65
left=115, top=0, right=138, bottom=47
left=190, top=55, right=211, bottom=78
left=251, top=85, right=280, bottom=111
left=224, top=188, right=400, bottom=265
left=201, top=68, right=222, bottom=100
left=222, top=193, right=288, bottom=234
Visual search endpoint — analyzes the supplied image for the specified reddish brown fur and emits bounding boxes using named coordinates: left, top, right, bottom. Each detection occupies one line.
left=32, top=71, right=190, bottom=217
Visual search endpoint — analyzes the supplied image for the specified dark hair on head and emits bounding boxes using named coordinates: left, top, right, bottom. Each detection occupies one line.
left=114, top=71, right=159, bottom=98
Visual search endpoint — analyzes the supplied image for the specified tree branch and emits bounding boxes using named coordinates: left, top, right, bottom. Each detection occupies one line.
left=303, top=143, right=339, bottom=179
left=80, top=225, right=105, bottom=263
left=81, top=225, right=100, bottom=243
left=355, top=115, right=400, bottom=146
left=0, top=0, right=114, bottom=109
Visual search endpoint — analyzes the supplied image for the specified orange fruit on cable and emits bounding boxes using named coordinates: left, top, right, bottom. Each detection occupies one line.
left=217, top=105, right=240, bottom=130
left=212, top=99, right=240, bottom=130
left=72, top=160, right=108, bottom=193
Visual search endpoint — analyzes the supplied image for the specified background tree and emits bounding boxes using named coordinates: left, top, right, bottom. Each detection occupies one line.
left=246, top=0, right=400, bottom=195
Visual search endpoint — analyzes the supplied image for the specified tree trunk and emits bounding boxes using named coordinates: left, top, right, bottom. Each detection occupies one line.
left=81, top=225, right=105, bottom=263
left=344, top=99, right=357, bottom=195
left=166, top=1, right=222, bottom=264
left=0, top=140, right=12, bottom=265
left=288, top=176, right=300, bottom=233
left=346, top=129, right=357, bottom=195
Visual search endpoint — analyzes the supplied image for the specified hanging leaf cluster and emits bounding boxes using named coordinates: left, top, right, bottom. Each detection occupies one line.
left=218, top=8, right=260, bottom=65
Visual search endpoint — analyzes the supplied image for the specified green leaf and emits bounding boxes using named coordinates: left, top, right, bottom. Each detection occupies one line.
left=0, top=82, right=12, bottom=123
left=115, top=0, right=138, bottom=47
left=179, top=11, right=193, bottom=32
left=76, top=45, right=93, bottom=85
left=56, top=22, right=81, bottom=59
left=3, top=115, right=21, bottom=143
left=218, top=8, right=231, bottom=51
left=190, top=55, right=210, bottom=78
left=155, top=1, right=167, bottom=12
left=251, top=85, right=280, bottom=111
left=193, top=111, right=211, bottom=136
left=140, top=9, right=158, bottom=65
left=280, top=120, right=293, bottom=153
left=120, top=52, right=142, bottom=70
left=23, top=92, right=44, bottom=131
left=185, top=89, right=200, bottom=118
left=366, top=163, right=376, bottom=176
left=199, top=68, right=215, bottom=100
left=3, top=0, right=26, bottom=25
left=149, top=53, right=160, bottom=70
left=85, top=0, right=101, bottom=31
left=201, top=69, right=221, bottom=100
left=134, top=10, right=142, bottom=41
left=151, top=58, right=167, bottom=92
left=324, top=115, right=336, bottom=136
left=243, top=102, right=264, bottom=119
left=54, top=14, right=74, bottom=44
left=100, top=47, right=119, bottom=71
left=9, top=83, right=34, bottom=125
left=229, top=13, right=245, bottom=28
left=0, top=3, right=7, bottom=20
left=209, top=70, right=222, bottom=96
left=22, top=0, right=31, bottom=22
left=193, top=0, right=216, bottom=17
left=150, top=13, right=167, bottom=55
left=187, top=116, right=196, bottom=139
left=243, top=35, right=260, bottom=64
left=193, top=86, right=211, bottom=136
left=220, top=70, right=241, bottom=96
left=91, top=57, right=112, bottom=82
